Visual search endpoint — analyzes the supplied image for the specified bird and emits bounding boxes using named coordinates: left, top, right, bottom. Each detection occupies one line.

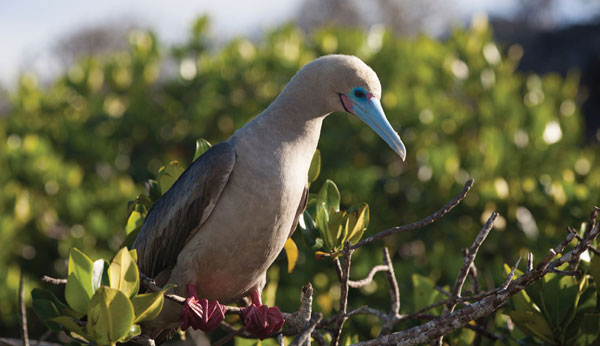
left=132, top=54, right=406, bottom=340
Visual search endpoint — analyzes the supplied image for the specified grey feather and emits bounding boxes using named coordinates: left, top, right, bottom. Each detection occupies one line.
left=132, top=141, right=236, bottom=280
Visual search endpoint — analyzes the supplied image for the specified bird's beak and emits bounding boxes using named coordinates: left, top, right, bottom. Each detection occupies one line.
left=341, top=94, right=406, bottom=161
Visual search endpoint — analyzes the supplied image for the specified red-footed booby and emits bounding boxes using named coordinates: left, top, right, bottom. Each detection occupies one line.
left=132, top=54, right=406, bottom=339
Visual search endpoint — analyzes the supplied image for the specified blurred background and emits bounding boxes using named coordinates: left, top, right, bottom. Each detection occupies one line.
left=1, top=0, right=600, bottom=344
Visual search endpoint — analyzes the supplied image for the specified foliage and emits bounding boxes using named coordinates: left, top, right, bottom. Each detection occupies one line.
left=32, top=247, right=170, bottom=345
left=505, top=248, right=600, bottom=345
left=1, top=13, right=599, bottom=343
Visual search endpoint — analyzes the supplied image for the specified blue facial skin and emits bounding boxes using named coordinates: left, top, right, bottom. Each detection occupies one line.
left=346, top=87, right=406, bottom=161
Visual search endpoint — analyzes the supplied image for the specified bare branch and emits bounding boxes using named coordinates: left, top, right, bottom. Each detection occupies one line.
left=526, top=252, right=534, bottom=273
left=331, top=243, right=354, bottom=346
left=567, top=226, right=600, bottom=255
left=41, top=276, right=66, bottom=285
left=352, top=208, right=600, bottom=346
left=19, top=271, right=30, bottom=346
left=351, top=179, right=473, bottom=249
left=382, top=247, right=400, bottom=316
left=348, top=265, right=388, bottom=288
left=291, top=313, right=323, bottom=346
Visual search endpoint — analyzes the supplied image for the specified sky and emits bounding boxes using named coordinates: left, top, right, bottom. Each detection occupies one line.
left=0, top=0, right=598, bottom=87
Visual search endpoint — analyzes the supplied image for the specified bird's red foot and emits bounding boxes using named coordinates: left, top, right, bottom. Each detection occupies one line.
left=180, top=283, right=225, bottom=332
left=241, top=290, right=285, bottom=339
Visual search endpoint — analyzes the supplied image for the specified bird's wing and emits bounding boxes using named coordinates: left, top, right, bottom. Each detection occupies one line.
left=288, top=184, right=309, bottom=239
left=133, top=141, right=236, bottom=279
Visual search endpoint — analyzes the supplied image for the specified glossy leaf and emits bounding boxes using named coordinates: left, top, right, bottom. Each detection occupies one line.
left=193, top=138, right=212, bottom=161
left=308, top=149, right=321, bottom=184
left=298, top=211, right=318, bottom=247
left=108, top=247, right=140, bottom=298
left=125, top=210, right=144, bottom=235
left=32, top=288, right=83, bottom=319
left=147, top=179, right=161, bottom=202
left=65, top=248, right=95, bottom=314
left=508, top=310, right=555, bottom=344
left=344, top=203, right=369, bottom=245
left=131, top=289, right=168, bottom=323
left=283, top=238, right=299, bottom=273
left=120, top=324, right=142, bottom=343
left=50, top=316, right=87, bottom=337
left=87, top=286, right=135, bottom=346
left=589, top=255, right=600, bottom=292
left=316, top=202, right=332, bottom=250
left=157, top=160, right=184, bottom=194
left=318, top=179, right=340, bottom=212
left=31, top=294, right=63, bottom=332
left=328, top=209, right=346, bottom=250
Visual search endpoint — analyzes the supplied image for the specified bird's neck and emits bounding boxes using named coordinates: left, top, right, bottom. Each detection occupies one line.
left=231, top=79, right=329, bottom=180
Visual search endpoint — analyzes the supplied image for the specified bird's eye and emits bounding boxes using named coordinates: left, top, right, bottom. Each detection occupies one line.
left=354, top=88, right=366, bottom=99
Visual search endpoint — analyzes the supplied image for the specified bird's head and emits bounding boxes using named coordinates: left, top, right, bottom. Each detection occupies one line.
left=307, top=55, right=406, bottom=161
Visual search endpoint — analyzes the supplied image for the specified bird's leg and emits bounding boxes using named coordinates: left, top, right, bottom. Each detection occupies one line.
left=241, top=289, right=285, bottom=340
left=180, top=283, right=225, bottom=332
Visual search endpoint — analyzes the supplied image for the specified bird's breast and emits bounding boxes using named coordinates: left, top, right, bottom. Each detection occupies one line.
left=170, top=143, right=310, bottom=303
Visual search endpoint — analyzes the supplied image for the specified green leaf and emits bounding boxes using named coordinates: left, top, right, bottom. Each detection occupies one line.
left=318, top=180, right=340, bottom=212
left=308, top=149, right=321, bottom=184
left=87, top=286, right=135, bottom=346
left=344, top=203, right=369, bottom=245
left=65, top=248, right=94, bottom=313
left=503, top=264, right=540, bottom=313
left=508, top=310, right=556, bottom=344
left=109, top=247, right=140, bottom=298
left=129, top=248, right=138, bottom=263
left=411, top=274, right=445, bottom=314
left=32, top=296, right=63, bottom=331
left=50, top=316, right=87, bottom=337
left=127, top=194, right=152, bottom=216
left=193, top=138, right=212, bottom=161
left=283, top=238, right=299, bottom=273
left=65, top=273, right=92, bottom=314
left=32, top=288, right=83, bottom=320
left=131, top=293, right=165, bottom=323
left=316, top=202, right=332, bottom=250
left=119, top=324, right=141, bottom=343
left=590, top=255, right=600, bottom=293
left=147, top=179, right=161, bottom=202
left=125, top=210, right=144, bottom=235
left=157, top=160, right=185, bottom=193
left=328, top=209, right=346, bottom=250
left=298, top=211, right=317, bottom=246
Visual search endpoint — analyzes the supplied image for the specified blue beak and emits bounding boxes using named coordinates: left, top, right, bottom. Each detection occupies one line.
left=343, top=94, right=406, bottom=161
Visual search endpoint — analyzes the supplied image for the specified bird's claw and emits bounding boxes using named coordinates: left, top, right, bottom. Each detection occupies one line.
left=180, top=283, right=225, bottom=332
left=241, top=303, right=285, bottom=340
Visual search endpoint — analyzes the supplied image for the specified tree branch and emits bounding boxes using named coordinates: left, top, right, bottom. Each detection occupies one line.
left=351, top=179, right=473, bottom=249
left=19, top=271, right=30, bottom=346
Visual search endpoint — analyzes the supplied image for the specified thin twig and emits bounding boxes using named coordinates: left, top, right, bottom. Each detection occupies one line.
left=526, top=252, right=534, bottom=273
left=352, top=208, right=600, bottom=346
left=41, top=276, right=66, bottom=285
left=331, top=243, right=354, bottom=346
left=348, top=265, right=389, bottom=288
left=351, top=179, right=473, bottom=249
left=567, top=226, right=600, bottom=255
left=19, top=271, right=30, bottom=346
left=380, top=247, right=401, bottom=336
left=550, top=268, right=581, bottom=276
